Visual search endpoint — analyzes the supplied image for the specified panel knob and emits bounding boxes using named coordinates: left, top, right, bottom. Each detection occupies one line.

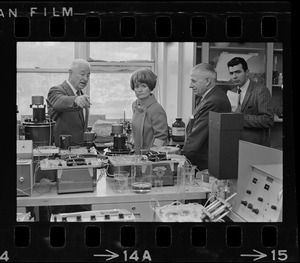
left=241, top=200, right=248, bottom=206
left=271, top=205, right=277, bottom=210
left=252, top=208, right=259, bottom=214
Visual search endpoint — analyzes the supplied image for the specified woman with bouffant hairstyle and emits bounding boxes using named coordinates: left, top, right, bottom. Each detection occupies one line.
left=130, top=69, right=168, bottom=154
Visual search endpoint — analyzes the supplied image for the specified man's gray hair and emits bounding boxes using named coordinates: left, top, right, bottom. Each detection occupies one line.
left=192, top=63, right=217, bottom=81
left=70, top=58, right=91, bottom=70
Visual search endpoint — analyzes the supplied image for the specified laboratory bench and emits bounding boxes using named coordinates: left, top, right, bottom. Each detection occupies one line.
left=17, top=173, right=210, bottom=222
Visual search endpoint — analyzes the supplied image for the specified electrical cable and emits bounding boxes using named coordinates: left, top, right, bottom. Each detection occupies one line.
left=17, top=187, right=32, bottom=196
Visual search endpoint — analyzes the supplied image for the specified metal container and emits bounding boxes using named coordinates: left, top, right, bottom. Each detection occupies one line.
left=23, top=121, right=55, bottom=146
left=113, top=134, right=126, bottom=150
left=111, top=124, right=123, bottom=134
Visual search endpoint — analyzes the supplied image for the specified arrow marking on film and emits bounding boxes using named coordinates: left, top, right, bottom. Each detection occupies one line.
left=241, top=249, right=267, bottom=261
left=94, top=249, right=119, bottom=261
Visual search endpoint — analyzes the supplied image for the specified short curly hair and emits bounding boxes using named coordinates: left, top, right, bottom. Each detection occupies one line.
left=130, top=69, right=157, bottom=91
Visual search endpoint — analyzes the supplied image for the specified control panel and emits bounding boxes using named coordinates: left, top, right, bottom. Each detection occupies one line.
left=33, top=146, right=59, bottom=156
left=39, top=157, right=108, bottom=170
left=50, top=209, right=135, bottom=222
left=38, top=156, right=108, bottom=194
left=236, top=164, right=282, bottom=222
left=17, top=159, right=33, bottom=196
left=17, top=140, right=33, bottom=159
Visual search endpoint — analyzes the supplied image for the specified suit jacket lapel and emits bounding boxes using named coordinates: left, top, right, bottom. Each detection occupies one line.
left=62, top=81, right=85, bottom=128
left=241, top=80, right=254, bottom=111
left=192, top=86, right=217, bottom=117
left=61, top=81, right=75, bottom=96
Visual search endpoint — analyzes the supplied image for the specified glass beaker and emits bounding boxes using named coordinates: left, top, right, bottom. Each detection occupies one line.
left=131, top=163, right=152, bottom=194
left=154, top=179, right=164, bottom=192
left=176, top=165, right=186, bottom=203
left=183, top=164, right=196, bottom=185
left=113, top=171, right=129, bottom=193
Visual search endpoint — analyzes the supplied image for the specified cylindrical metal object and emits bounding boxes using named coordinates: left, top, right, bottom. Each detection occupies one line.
left=32, top=108, right=46, bottom=123
left=83, top=131, right=97, bottom=142
left=23, top=121, right=55, bottom=146
left=32, top=96, right=44, bottom=105
left=111, top=124, right=123, bottom=134
left=113, top=134, right=126, bottom=150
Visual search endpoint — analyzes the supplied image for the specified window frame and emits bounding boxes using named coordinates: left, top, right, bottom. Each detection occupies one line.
left=17, top=42, right=157, bottom=122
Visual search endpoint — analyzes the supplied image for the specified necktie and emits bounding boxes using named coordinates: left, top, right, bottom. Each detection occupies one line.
left=237, top=88, right=241, bottom=107
left=76, top=90, right=89, bottom=130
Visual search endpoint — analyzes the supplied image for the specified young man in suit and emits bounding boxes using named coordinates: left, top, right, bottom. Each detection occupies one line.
left=180, top=63, right=232, bottom=171
left=227, top=57, right=274, bottom=147
left=47, top=58, right=91, bottom=147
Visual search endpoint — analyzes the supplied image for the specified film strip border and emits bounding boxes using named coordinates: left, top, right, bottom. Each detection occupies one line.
left=2, top=223, right=297, bottom=261
left=1, top=1, right=296, bottom=262
left=0, top=2, right=290, bottom=40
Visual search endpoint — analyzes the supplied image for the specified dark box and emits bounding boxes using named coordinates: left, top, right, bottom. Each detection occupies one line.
left=208, top=111, right=243, bottom=179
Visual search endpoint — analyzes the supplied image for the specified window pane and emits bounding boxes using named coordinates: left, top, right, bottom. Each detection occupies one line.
left=90, top=73, right=136, bottom=121
left=17, top=73, right=66, bottom=119
left=17, top=42, right=74, bottom=68
left=90, top=42, right=151, bottom=61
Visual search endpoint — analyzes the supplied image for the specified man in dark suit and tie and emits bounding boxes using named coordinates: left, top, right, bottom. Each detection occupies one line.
left=227, top=57, right=274, bottom=147
left=46, top=59, right=92, bottom=216
left=180, top=63, right=232, bottom=171
left=47, top=58, right=91, bottom=147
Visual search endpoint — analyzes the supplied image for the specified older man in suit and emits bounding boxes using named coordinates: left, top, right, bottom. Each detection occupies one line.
left=180, top=63, right=232, bottom=171
left=47, top=58, right=91, bottom=147
left=227, top=57, right=274, bottom=147
left=46, top=59, right=92, bottom=216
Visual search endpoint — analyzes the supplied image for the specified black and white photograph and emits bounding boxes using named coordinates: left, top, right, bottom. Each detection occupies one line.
left=0, top=1, right=296, bottom=262
left=16, top=41, right=284, bottom=223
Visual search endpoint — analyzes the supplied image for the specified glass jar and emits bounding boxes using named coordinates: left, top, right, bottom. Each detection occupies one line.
left=172, top=118, right=185, bottom=142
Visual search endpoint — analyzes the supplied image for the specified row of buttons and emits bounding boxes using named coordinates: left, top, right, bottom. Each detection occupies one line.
left=53, top=213, right=126, bottom=222
left=241, top=200, right=277, bottom=211
left=240, top=201, right=259, bottom=214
